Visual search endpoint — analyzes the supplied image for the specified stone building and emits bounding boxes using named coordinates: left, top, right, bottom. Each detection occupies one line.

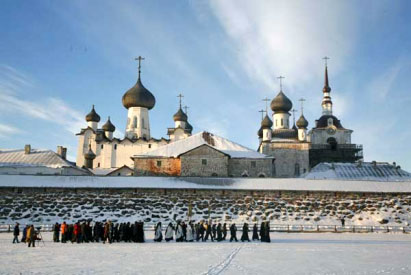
left=258, top=61, right=363, bottom=177
left=133, top=132, right=274, bottom=177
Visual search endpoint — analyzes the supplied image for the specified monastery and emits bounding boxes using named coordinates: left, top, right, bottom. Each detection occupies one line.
left=75, top=57, right=363, bottom=177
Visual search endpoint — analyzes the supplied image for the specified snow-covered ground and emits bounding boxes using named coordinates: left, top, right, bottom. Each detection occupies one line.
left=1, top=232, right=410, bottom=274
left=1, top=175, right=411, bottom=192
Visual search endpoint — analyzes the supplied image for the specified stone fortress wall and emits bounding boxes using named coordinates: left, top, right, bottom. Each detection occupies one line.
left=1, top=187, right=410, bottom=226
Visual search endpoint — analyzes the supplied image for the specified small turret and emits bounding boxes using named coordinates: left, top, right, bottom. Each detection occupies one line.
left=84, top=144, right=96, bottom=169
left=85, top=105, right=100, bottom=130
left=261, top=115, right=273, bottom=141
left=102, top=116, right=116, bottom=140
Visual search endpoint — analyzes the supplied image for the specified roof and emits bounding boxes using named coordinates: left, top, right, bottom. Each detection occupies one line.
left=173, top=108, right=188, bottom=122
left=272, top=128, right=298, bottom=139
left=85, top=105, right=100, bottom=122
left=122, top=76, right=156, bottom=110
left=0, top=149, right=75, bottom=168
left=306, top=162, right=411, bottom=181
left=314, top=115, right=344, bottom=129
left=91, top=165, right=133, bottom=176
left=133, top=131, right=269, bottom=159
left=270, top=91, right=292, bottom=113
left=102, top=117, right=116, bottom=132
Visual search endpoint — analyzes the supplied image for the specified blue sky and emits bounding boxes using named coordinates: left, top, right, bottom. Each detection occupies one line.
left=1, top=0, right=411, bottom=170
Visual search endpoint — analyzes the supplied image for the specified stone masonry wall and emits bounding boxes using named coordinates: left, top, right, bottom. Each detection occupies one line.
left=0, top=187, right=410, bottom=226
left=180, top=145, right=229, bottom=177
left=134, top=158, right=180, bottom=176
left=228, top=158, right=273, bottom=177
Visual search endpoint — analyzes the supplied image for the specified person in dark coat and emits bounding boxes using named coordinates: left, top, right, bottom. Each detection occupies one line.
left=229, top=223, right=238, bottom=242
left=241, top=223, right=250, bottom=242
left=21, top=225, right=28, bottom=243
left=53, top=222, right=60, bottom=242
left=216, top=223, right=223, bottom=241
left=260, top=222, right=266, bottom=242
left=341, top=217, right=346, bottom=227
left=13, top=222, right=20, bottom=243
left=204, top=222, right=214, bottom=242
left=198, top=222, right=205, bottom=241
left=265, top=221, right=271, bottom=243
left=252, top=223, right=259, bottom=241
left=165, top=222, right=174, bottom=242
left=212, top=223, right=217, bottom=240
left=103, top=221, right=112, bottom=244
left=136, top=222, right=145, bottom=243
left=222, top=223, right=227, bottom=240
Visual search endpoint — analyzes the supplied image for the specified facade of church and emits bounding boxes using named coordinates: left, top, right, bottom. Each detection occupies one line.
left=258, top=64, right=363, bottom=177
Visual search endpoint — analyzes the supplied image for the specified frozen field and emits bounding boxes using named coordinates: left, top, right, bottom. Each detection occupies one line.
left=1, top=232, right=411, bottom=274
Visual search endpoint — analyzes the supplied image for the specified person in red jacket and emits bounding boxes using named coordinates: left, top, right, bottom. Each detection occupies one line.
left=73, top=222, right=80, bottom=243
left=60, top=222, right=67, bottom=243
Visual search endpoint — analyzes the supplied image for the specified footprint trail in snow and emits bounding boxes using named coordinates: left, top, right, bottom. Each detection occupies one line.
left=202, top=245, right=243, bottom=275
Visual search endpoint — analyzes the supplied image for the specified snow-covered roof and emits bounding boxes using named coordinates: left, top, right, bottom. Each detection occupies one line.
left=134, top=132, right=269, bottom=159
left=91, top=165, right=133, bottom=176
left=306, top=162, right=411, bottom=182
left=0, top=148, right=74, bottom=168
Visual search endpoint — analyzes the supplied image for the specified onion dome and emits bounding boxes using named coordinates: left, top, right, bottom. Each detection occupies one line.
left=315, top=115, right=344, bottom=129
left=122, top=76, right=156, bottom=110
left=261, top=115, right=273, bottom=129
left=257, top=126, right=263, bottom=138
left=84, top=145, right=96, bottom=160
left=270, top=91, right=293, bottom=113
left=85, top=105, right=100, bottom=122
left=186, top=121, right=193, bottom=133
left=102, top=116, right=116, bottom=132
left=173, top=108, right=188, bottom=122
left=296, top=114, right=309, bottom=129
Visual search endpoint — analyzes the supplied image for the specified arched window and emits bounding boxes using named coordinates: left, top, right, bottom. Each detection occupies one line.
left=142, top=118, right=145, bottom=129
left=294, top=163, right=300, bottom=177
left=327, top=137, right=337, bottom=151
left=133, top=116, right=138, bottom=128
left=281, top=119, right=284, bottom=126
left=327, top=118, right=333, bottom=126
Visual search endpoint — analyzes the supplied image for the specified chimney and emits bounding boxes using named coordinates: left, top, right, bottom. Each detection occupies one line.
left=57, top=146, right=67, bottom=160
left=371, top=161, right=377, bottom=168
left=24, top=144, right=31, bottom=154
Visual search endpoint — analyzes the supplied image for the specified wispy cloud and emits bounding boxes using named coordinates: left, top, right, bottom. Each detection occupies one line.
left=0, top=65, right=84, bottom=135
left=0, top=123, right=24, bottom=139
left=366, top=59, right=403, bottom=100
left=207, top=0, right=359, bottom=92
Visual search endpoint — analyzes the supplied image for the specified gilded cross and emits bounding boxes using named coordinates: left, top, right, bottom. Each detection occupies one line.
left=262, top=97, right=270, bottom=113
left=291, top=109, right=297, bottom=125
left=299, top=98, right=306, bottom=114
left=277, top=76, right=285, bottom=90
left=135, top=56, right=145, bottom=77
left=177, top=93, right=184, bottom=109
left=258, top=109, right=265, bottom=120
left=323, top=56, right=330, bottom=66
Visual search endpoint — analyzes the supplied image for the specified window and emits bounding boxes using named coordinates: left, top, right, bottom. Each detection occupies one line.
left=328, top=118, right=333, bottom=126
left=295, top=163, right=300, bottom=176
left=275, top=120, right=278, bottom=127
left=202, top=159, right=207, bottom=165
left=148, top=144, right=152, bottom=148
left=114, top=144, right=117, bottom=150
left=251, top=161, right=256, bottom=168
left=101, top=144, right=104, bottom=149
left=97, top=163, right=100, bottom=168
left=142, top=118, right=145, bottom=129
left=117, top=173, right=121, bottom=176
left=133, top=116, right=138, bottom=128
left=281, top=119, right=283, bottom=126
left=157, top=160, right=162, bottom=167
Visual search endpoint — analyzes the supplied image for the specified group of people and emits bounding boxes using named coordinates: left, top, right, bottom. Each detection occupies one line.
left=12, top=220, right=272, bottom=246
left=55, top=220, right=145, bottom=244
left=156, top=220, right=271, bottom=243
left=12, top=223, right=40, bottom=247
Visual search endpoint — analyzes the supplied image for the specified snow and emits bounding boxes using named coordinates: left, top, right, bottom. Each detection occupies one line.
left=1, top=175, right=411, bottom=193
left=134, top=131, right=268, bottom=159
left=1, top=232, right=410, bottom=274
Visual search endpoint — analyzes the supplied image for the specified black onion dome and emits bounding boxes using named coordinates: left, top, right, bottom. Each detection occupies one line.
left=173, top=108, right=188, bottom=122
left=315, top=115, right=344, bottom=129
left=296, top=114, right=309, bottom=128
left=102, top=117, right=116, bottom=132
left=84, top=145, right=96, bottom=160
left=270, top=91, right=293, bottom=113
left=257, top=126, right=263, bottom=138
left=186, top=121, right=193, bottom=133
left=85, top=105, right=100, bottom=122
left=261, top=115, right=273, bottom=129
left=122, top=77, right=156, bottom=109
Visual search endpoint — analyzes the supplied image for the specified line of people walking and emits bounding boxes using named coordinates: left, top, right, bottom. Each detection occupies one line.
left=155, top=221, right=271, bottom=243
left=12, top=220, right=272, bottom=245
